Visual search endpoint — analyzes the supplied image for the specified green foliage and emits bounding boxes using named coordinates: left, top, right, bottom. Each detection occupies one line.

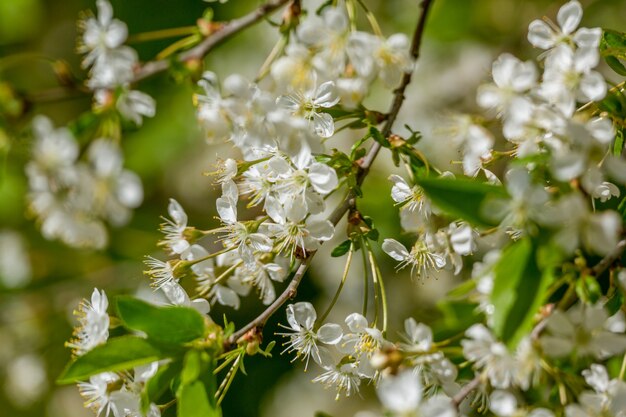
left=177, top=349, right=220, bottom=417
left=331, top=239, right=352, bottom=257
left=141, top=361, right=183, bottom=414
left=116, top=296, right=206, bottom=346
left=57, top=336, right=167, bottom=384
left=490, top=238, right=553, bottom=348
left=576, top=275, right=602, bottom=304
left=59, top=297, right=224, bottom=417
left=614, top=128, right=625, bottom=157
left=617, top=197, right=626, bottom=224
left=601, top=29, right=626, bottom=76
left=316, top=149, right=363, bottom=196
left=416, top=176, right=508, bottom=227
left=597, top=89, right=626, bottom=120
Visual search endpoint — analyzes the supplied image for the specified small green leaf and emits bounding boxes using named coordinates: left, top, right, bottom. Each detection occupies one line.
left=606, top=291, right=623, bottom=316
left=367, top=228, right=379, bottom=242
left=417, top=176, right=508, bottom=227
left=177, top=350, right=220, bottom=417
left=601, top=29, right=626, bottom=57
left=116, top=296, right=206, bottom=345
left=178, top=380, right=220, bottom=417
left=614, top=128, right=624, bottom=157
left=618, top=197, right=626, bottom=223
left=446, top=278, right=477, bottom=299
left=181, top=350, right=202, bottom=385
left=263, top=340, right=276, bottom=356
left=490, top=239, right=552, bottom=347
left=141, top=361, right=182, bottom=413
left=576, top=275, right=602, bottom=304
left=58, top=336, right=166, bottom=384
left=601, top=29, right=626, bottom=76
left=369, top=126, right=390, bottom=148
left=606, top=56, right=626, bottom=76
left=331, top=240, right=352, bottom=257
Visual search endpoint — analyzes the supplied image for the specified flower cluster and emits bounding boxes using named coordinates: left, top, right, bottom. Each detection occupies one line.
left=142, top=1, right=415, bottom=312
left=55, top=1, right=626, bottom=417
left=68, top=289, right=163, bottom=417
left=79, top=0, right=155, bottom=125
left=26, top=116, right=143, bottom=248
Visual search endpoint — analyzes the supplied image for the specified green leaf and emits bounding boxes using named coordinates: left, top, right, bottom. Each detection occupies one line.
left=331, top=240, right=352, bottom=257
left=601, top=29, right=626, bottom=76
left=490, top=239, right=552, bottom=347
left=57, top=336, right=166, bottom=384
left=601, top=29, right=626, bottom=57
left=141, top=361, right=182, bottom=413
left=619, top=197, right=626, bottom=223
left=606, top=56, right=626, bottom=76
left=576, top=275, right=602, bottom=304
left=178, top=380, right=220, bottom=417
left=598, top=90, right=626, bottom=118
left=366, top=228, right=379, bottom=242
left=368, top=126, right=390, bottom=148
left=177, top=350, right=220, bottom=417
left=606, top=291, right=623, bottom=316
left=446, top=278, right=477, bottom=299
left=416, top=176, right=508, bottom=227
left=614, top=128, right=624, bottom=157
left=181, top=350, right=202, bottom=385
left=116, top=296, right=206, bottom=345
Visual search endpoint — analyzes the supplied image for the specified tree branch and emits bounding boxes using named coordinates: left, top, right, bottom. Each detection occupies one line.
left=224, top=0, right=436, bottom=350
left=592, top=239, right=626, bottom=277
left=133, top=0, right=291, bottom=82
left=226, top=257, right=312, bottom=346
left=357, top=0, right=434, bottom=178
left=451, top=375, right=481, bottom=409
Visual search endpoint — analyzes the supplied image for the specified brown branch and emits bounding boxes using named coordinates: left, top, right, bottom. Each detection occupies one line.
left=357, top=0, right=434, bottom=178
left=133, top=0, right=291, bottom=82
left=226, top=257, right=312, bottom=346
left=451, top=375, right=481, bottom=409
left=20, top=0, right=291, bottom=104
left=224, top=0, right=436, bottom=350
left=592, top=239, right=626, bottom=277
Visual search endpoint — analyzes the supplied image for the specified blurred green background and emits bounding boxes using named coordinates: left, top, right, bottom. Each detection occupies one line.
left=0, top=0, right=625, bottom=416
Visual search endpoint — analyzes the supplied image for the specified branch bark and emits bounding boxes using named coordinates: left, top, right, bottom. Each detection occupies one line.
left=592, top=239, right=626, bottom=277
left=133, top=0, right=292, bottom=82
left=451, top=375, right=481, bottom=409
left=226, top=257, right=312, bottom=346
left=225, top=0, right=436, bottom=350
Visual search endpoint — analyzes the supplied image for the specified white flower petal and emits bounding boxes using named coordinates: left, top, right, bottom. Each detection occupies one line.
left=528, top=20, right=555, bottom=49
left=317, top=323, right=343, bottom=345
left=286, top=302, right=317, bottom=331
left=557, top=1, right=583, bottom=35
left=382, top=238, right=409, bottom=261
left=377, top=370, right=422, bottom=413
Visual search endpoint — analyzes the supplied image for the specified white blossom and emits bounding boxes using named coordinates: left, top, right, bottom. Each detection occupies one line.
left=278, top=302, right=342, bottom=369
left=67, top=288, right=109, bottom=356
left=540, top=304, right=626, bottom=359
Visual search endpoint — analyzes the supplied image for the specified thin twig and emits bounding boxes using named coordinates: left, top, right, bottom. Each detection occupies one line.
left=451, top=375, right=481, bottom=409
left=226, top=257, right=312, bottom=346
left=592, top=239, right=626, bottom=277
left=224, top=0, right=436, bottom=351
left=356, top=0, right=434, bottom=178
left=133, top=0, right=291, bottom=82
